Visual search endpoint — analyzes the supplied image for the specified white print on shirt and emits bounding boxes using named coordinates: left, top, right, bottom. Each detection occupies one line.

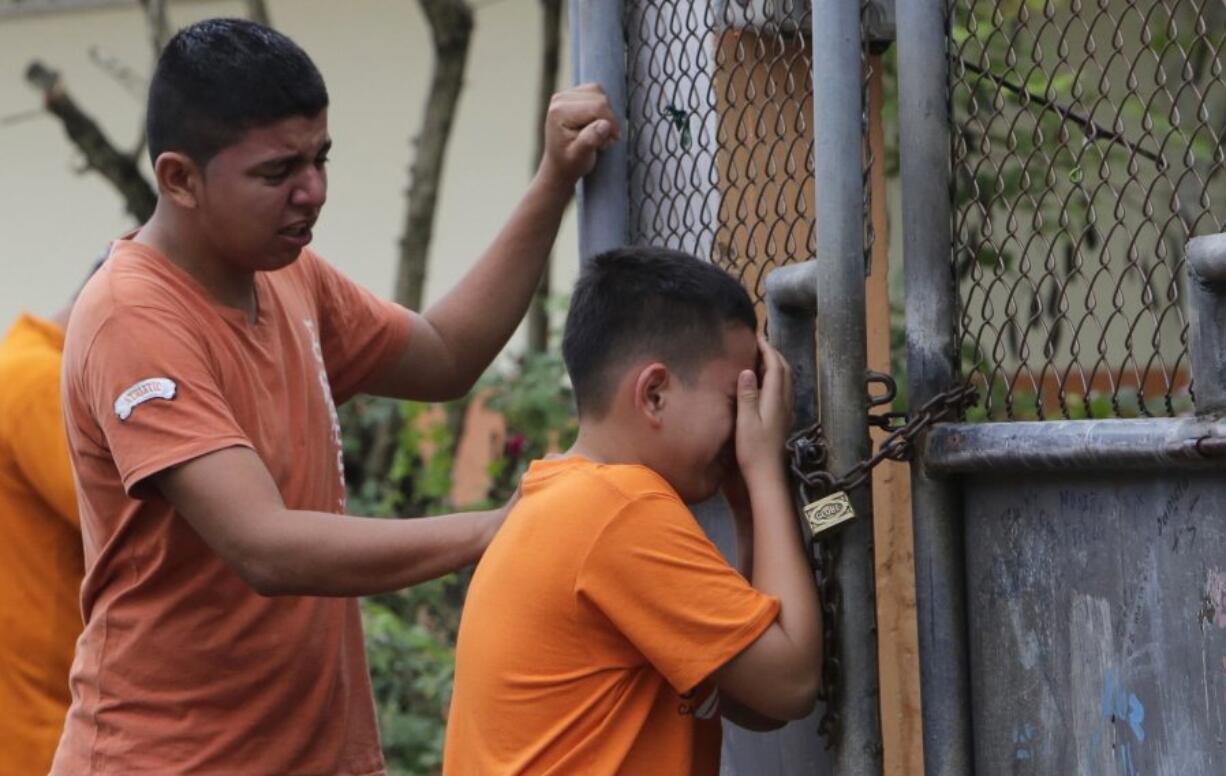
left=114, top=377, right=177, bottom=421
left=678, top=686, right=720, bottom=720
left=303, top=319, right=347, bottom=512
left=693, top=688, right=720, bottom=720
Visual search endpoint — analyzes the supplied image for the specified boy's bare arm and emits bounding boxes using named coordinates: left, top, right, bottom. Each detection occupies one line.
left=713, top=337, right=822, bottom=721
left=720, top=695, right=787, bottom=732
left=152, top=446, right=510, bottom=597
left=362, top=85, right=620, bottom=402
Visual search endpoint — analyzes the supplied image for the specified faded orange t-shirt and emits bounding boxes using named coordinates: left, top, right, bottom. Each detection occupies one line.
left=444, top=458, right=780, bottom=775
left=0, top=314, right=83, bottom=776
left=53, top=239, right=410, bottom=775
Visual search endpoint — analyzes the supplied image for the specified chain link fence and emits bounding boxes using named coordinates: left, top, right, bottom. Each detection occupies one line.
left=950, top=0, right=1226, bottom=420
left=624, top=0, right=819, bottom=309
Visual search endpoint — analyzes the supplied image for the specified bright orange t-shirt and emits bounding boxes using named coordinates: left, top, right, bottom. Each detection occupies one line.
left=444, top=457, right=780, bottom=775
left=52, top=239, right=410, bottom=774
left=0, top=314, right=83, bottom=776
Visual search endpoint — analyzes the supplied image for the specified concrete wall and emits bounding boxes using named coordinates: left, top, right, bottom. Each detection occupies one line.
left=0, top=0, right=578, bottom=349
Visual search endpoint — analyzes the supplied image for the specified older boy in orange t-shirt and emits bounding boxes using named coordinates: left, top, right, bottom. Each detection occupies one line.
left=445, top=247, right=822, bottom=775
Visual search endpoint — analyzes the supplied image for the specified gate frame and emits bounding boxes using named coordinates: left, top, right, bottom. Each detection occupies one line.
left=895, top=1, right=975, bottom=774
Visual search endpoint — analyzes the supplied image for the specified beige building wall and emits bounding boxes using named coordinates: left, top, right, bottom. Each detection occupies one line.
left=0, top=0, right=579, bottom=350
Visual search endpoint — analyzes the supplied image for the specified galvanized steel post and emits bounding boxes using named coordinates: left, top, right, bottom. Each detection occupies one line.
left=811, top=0, right=883, bottom=771
left=896, top=0, right=975, bottom=773
left=570, top=0, right=630, bottom=262
left=1187, top=233, right=1226, bottom=416
left=766, top=262, right=820, bottom=432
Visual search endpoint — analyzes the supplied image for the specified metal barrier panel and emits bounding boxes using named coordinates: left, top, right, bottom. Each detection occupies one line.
left=965, top=470, right=1226, bottom=775
left=924, top=415, right=1226, bottom=774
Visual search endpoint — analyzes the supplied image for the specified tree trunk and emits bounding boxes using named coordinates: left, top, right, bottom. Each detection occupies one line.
left=25, top=62, right=157, bottom=223
left=246, top=0, right=273, bottom=27
left=138, top=0, right=171, bottom=56
left=394, top=0, right=474, bottom=311
left=366, top=0, right=473, bottom=486
left=527, top=0, right=563, bottom=353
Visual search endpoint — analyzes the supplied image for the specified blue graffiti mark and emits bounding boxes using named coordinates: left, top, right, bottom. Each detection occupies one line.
left=1013, top=722, right=1036, bottom=760
left=1128, top=694, right=1145, bottom=743
left=1102, top=669, right=1146, bottom=743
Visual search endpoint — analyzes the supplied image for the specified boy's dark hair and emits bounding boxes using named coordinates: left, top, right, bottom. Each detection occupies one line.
left=146, top=18, right=329, bottom=166
left=563, top=246, right=757, bottom=418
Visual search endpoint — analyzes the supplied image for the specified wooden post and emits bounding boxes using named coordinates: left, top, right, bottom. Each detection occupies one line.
left=865, top=54, right=924, bottom=776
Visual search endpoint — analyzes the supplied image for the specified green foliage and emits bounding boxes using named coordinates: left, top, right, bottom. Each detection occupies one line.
left=362, top=597, right=455, bottom=775
left=338, top=338, right=577, bottom=775
left=481, top=349, right=578, bottom=501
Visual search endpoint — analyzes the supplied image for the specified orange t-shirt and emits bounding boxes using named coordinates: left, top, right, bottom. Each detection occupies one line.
left=444, top=458, right=780, bottom=776
left=0, top=314, right=83, bottom=776
left=52, top=239, right=410, bottom=775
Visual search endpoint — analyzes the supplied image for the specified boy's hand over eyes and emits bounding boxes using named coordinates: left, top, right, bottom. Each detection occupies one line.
left=733, top=335, right=794, bottom=484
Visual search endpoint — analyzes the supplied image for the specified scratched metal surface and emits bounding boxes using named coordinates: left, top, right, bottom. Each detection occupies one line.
left=964, top=471, right=1226, bottom=775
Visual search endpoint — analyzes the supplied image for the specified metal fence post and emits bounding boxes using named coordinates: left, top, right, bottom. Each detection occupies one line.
left=811, top=0, right=883, bottom=771
left=1187, top=234, right=1226, bottom=416
left=570, top=0, right=630, bottom=262
left=896, top=1, right=974, bottom=773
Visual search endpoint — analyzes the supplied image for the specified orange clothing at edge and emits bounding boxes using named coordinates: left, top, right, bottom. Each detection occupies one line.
left=0, top=314, right=83, bottom=775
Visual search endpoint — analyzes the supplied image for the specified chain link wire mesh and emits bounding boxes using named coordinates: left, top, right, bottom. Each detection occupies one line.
left=950, top=0, right=1226, bottom=420
left=624, top=0, right=817, bottom=310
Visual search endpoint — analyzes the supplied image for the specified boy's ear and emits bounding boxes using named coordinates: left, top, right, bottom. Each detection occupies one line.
left=632, top=362, right=669, bottom=427
left=153, top=151, right=203, bottom=209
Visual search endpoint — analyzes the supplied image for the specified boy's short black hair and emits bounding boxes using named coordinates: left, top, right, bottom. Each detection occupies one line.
left=146, top=18, right=329, bottom=166
left=563, top=246, right=757, bottom=418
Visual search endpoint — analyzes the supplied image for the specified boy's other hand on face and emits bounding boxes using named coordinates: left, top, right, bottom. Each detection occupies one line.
left=538, top=83, right=621, bottom=187
left=734, top=335, right=794, bottom=485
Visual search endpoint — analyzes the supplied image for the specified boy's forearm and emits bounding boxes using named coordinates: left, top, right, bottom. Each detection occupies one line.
left=746, top=464, right=821, bottom=654
left=245, top=508, right=500, bottom=597
left=420, top=170, right=572, bottom=386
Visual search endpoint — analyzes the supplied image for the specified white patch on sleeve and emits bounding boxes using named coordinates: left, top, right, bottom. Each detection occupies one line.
left=694, top=688, right=721, bottom=720
left=114, top=377, right=177, bottom=420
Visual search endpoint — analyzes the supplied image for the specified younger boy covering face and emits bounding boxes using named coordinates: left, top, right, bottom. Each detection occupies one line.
left=444, top=247, right=822, bottom=774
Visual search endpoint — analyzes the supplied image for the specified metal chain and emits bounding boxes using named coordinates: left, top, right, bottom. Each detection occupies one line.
left=784, top=380, right=978, bottom=747
left=786, top=382, right=979, bottom=505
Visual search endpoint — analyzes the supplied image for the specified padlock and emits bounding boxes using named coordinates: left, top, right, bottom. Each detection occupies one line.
left=802, top=490, right=856, bottom=536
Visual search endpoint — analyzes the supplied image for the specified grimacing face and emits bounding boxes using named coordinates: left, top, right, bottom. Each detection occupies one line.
left=648, top=324, right=759, bottom=503
left=195, top=111, right=331, bottom=272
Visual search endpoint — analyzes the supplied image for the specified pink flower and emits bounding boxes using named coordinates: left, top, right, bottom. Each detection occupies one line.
left=504, top=433, right=527, bottom=459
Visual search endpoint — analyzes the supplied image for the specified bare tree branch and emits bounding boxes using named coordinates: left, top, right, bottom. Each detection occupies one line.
left=957, top=56, right=1164, bottom=167
left=25, top=61, right=156, bottom=223
left=246, top=0, right=272, bottom=27
left=87, top=47, right=147, bottom=100
left=138, top=0, right=170, bottom=58
left=394, top=0, right=474, bottom=310
left=527, top=0, right=562, bottom=354
left=1, top=107, right=44, bottom=126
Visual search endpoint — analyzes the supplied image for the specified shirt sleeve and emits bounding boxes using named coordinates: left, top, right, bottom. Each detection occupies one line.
left=576, top=494, right=781, bottom=695
left=79, top=305, right=253, bottom=498
left=5, top=348, right=78, bottom=526
left=306, top=252, right=412, bottom=403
